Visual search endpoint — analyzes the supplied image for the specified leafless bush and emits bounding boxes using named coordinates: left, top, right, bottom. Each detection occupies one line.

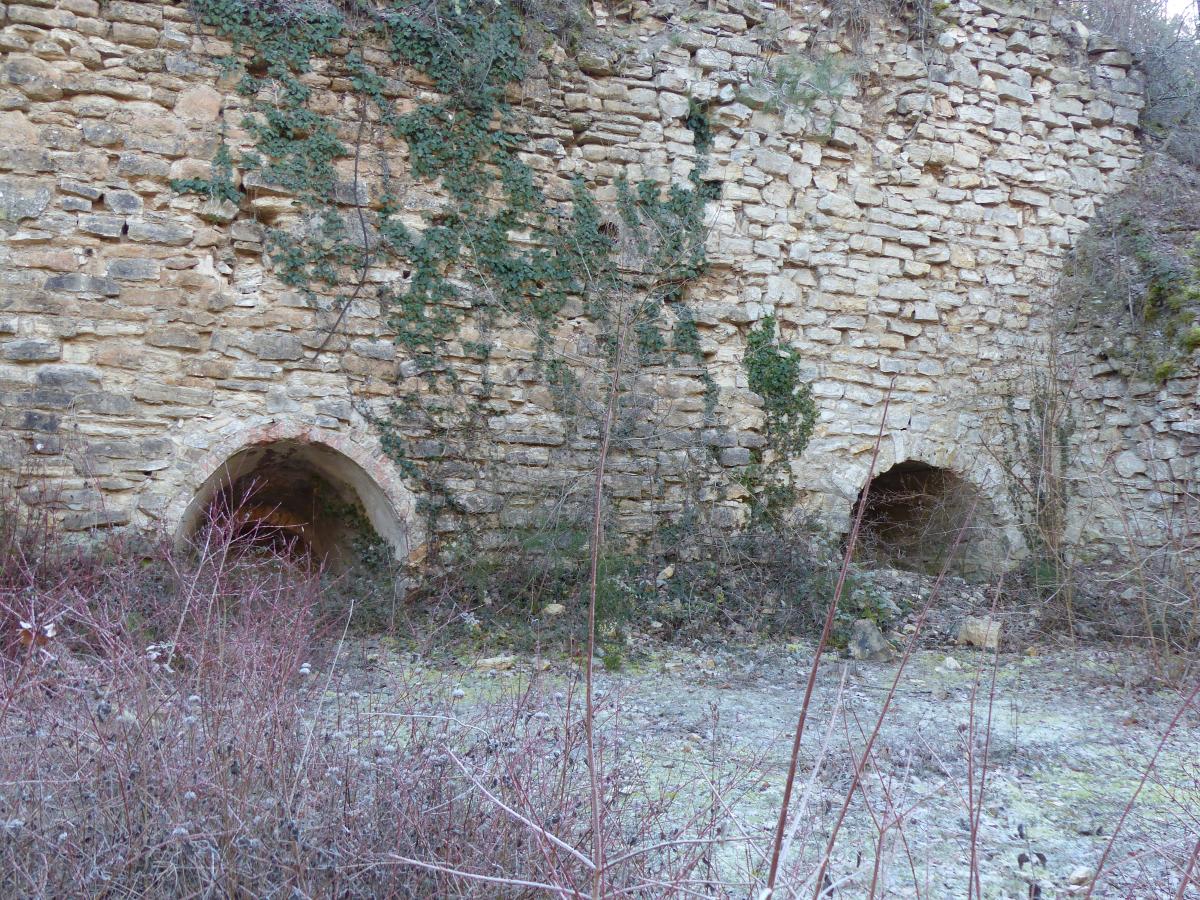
left=824, top=0, right=941, bottom=48
left=981, top=337, right=1082, bottom=639
left=1060, top=152, right=1200, bottom=377
left=1068, top=0, right=1200, bottom=166
left=0, top=491, right=774, bottom=896
left=1072, top=472, right=1200, bottom=679
left=4, top=458, right=1199, bottom=896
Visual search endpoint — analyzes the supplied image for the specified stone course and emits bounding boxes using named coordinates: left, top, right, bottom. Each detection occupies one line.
left=0, top=0, right=1192, bottom=567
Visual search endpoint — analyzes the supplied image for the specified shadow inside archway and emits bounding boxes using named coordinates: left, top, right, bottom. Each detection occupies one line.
left=850, top=461, right=1007, bottom=577
left=181, top=439, right=401, bottom=571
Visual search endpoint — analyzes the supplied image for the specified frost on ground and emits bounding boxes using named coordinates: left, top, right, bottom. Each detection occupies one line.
left=339, top=637, right=1200, bottom=898
left=4, top=538, right=1196, bottom=898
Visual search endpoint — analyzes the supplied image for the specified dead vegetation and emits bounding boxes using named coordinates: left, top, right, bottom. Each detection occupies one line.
left=1060, top=152, right=1200, bottom=380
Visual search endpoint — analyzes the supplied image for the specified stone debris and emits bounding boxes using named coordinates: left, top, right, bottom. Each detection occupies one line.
left=1067, top=865, right=1094, bottom=886
left=474, top=655, right=517, bottom=672
left=957, top=616, right=1002, bottom=650
left=849, top=618, right=896, bottom=662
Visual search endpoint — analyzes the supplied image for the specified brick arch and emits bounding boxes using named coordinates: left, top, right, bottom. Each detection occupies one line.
left=168, top=419, right=419, bottom=562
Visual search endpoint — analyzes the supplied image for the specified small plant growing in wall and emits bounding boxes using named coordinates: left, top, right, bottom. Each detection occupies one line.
left=170, top=140, right=243, bottom=205
left=740, top=316, right=817, bottom=521
left=744, top=316, right=817, bottom=456
left=740, top=51, right=854, bottom=117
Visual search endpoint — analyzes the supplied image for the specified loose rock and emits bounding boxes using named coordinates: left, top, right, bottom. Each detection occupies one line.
left=849, top=619, right=895, bottom=662
left=957, top=617, right=1001, bottom=650
left=475, top=655, right=516, bottom=671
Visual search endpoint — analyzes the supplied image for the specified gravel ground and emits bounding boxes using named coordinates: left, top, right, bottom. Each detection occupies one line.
left=337, top=629, right=1199, bottom=899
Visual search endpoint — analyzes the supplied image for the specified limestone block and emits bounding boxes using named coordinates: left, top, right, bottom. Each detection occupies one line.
left=1, top=339, right=62, bottom=362
left=816, top=192, right=859, bottom=217
left=175, top=85, right=222, bottom=122
left=755, top=148, right=793, bottom=177
left=8, top=5, right=77, bottom=28
left=44, top=274, right=121, bottom=296
left=82, top=122, right=123, bottom=147
left=1114, top=450, right=1147, bottom=478
left=127, top=220, right=194, bottom=246
left=108, top=1, right=162, bottom=24
left=4, top=56, right=63, bottom=101
left=1086, top=99, right=1114, bottom=124
left=658, top=91, right=689, bottom=119
left=79, top=215, right=126, bottom=238
left=112, top=22, right=159, bottom=47
left=107, top=258, right=160, bottom=282
left=103, top=190, right=143, bottom=214
left=695, top=48, right=732, bottom=71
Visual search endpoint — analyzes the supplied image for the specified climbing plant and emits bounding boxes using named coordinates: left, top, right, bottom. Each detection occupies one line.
left=171, top=139, right=242, bottom=204
left=180, top=0, right=722, bottom=542
left=740, top=315, right=817, bottom=521
left=185, top=0, right=713, bottom=350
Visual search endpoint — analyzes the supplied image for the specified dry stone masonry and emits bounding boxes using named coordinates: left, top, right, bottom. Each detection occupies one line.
left=0, top=0, right=1192, bottom=570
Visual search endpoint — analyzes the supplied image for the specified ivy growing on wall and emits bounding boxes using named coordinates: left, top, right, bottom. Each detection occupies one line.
left=171, top=140, right=242, bottom=204
left=740, top=315, right=817, bottom=521
left=180, top=0, right=725, bottom=541
left=744, top=316, right=817, bottom=455
left=186, top=0, right=713, bottom=349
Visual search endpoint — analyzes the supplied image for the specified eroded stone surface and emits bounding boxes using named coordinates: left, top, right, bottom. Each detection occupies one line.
left=0, top=0, right=1191, bottom=565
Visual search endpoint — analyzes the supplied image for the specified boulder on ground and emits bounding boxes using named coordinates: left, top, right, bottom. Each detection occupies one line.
left=957, top=616, right=1001, bottom=650
left=849, top=619, right=895, bottom=662
left=475, top=655, right=516, bottom=671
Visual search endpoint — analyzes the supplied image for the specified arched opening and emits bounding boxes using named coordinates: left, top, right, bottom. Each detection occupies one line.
left=851, top=461, right=1004, bottom=576
left=179, top=439, right=406, bottom=569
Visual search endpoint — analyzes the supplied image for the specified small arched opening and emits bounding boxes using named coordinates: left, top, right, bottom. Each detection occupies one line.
left=851, top=461, right=1004, bottom=576
left=179, top=439, right=406, bottom=569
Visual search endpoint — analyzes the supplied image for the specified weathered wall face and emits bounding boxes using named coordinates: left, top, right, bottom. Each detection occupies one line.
left=1064, top=317, right=1200, bottom=566
left=0, top=0, right=1164, bottom=566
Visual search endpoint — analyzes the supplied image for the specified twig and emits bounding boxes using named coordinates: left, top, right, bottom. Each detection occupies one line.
left=1084, top=677, right=1200, bottom=898
left=763, top=377, right=896, bottom=894
left=386, top=854, right=589, bottom=897
left=584, top=299, right=633, bottom=899
left=444, top=747, right=596, bottom=872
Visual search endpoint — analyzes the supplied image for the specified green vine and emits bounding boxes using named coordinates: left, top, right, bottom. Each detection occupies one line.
left=170, top=140, right=242, bottom=204
left=744, top=316, right=816, bottom=456
left=740, top=315, right=817, bottom=520
left=181, top=0, right=722, bottom=545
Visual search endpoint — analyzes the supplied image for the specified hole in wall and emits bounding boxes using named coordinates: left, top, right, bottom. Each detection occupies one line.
left=181, top=439, right=403, bottom=570
left=851, top=461, right=1004, bottom=577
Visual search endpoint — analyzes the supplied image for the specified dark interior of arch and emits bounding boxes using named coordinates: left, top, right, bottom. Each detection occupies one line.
left=851, top=461, right=1002, bottom=577
left=191, top=440, right=389, bottom=570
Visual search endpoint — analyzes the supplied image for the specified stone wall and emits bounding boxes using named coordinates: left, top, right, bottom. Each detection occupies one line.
left=1062, top=302, right=1200, bottom=568
left=2, top=0, right=1181, bottom=569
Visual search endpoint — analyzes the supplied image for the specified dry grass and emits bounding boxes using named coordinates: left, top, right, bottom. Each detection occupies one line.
left=2, top=460, right=1199, bottom=897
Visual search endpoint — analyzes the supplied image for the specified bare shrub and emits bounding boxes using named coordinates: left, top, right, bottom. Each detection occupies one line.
left=982, top=336, right=1081, bottom=636
left=0, top=496, right=771, bottom=896
left=1060, top=152, right=1200, bottom=379
left=1068, top=0, right=1200, bottom=166
left=823, top=0, right=941, bottom=47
